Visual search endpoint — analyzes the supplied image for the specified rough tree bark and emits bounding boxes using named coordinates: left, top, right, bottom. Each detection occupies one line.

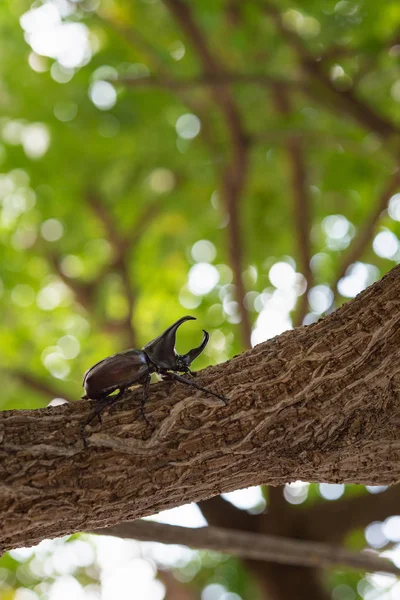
left=1, top=265, right=400, bottom=554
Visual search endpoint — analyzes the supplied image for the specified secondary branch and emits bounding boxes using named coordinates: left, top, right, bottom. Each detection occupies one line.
left=93, top=520, right=400, bottom=575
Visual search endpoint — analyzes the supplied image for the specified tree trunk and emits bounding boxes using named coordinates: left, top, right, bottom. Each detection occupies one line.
left=1, top=265, right=400, bottom=553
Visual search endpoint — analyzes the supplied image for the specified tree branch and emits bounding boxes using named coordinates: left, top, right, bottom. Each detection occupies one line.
left=199, top=495, right=260, bottom=532
left=92, top=520, right=400, bottom=575
left=2, top=264, right=400, bottom=552
left=272, top=85, right=313, bottom=327
left=332, top=167, right=400, bottom=294
left=116, top=73, right=298, bottom=90
left=260, top=1, right=400, bottom=139
left=163, top=0, right=252, bottom=349
left=86, top=191, right=137, bottom=347
left=302, top=485, right=400, bottom=544
left=104, top=2, right=253, bottom=347
left=45, top=252, right=96, bottom=313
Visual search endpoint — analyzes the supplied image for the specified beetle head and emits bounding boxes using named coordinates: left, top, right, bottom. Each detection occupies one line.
left=143, top=316, right=209, bottom=371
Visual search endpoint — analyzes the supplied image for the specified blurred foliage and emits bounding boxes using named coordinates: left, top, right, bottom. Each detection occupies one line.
left=1, top=0, right=400, bottom=598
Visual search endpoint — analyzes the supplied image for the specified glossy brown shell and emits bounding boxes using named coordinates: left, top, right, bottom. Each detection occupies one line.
left=83, top=349, right=149, bottom=399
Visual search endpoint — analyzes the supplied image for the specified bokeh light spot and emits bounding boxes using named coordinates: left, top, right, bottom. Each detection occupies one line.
left=382, top=516, right=400, bottom=542
left=91, top=65, right=118, bottom=82
left=388, top=193, right=400, bottom=221
left=60, top=255, right=84, bottom=278
left=28, top=52, right=48, bottom=72
left=373, top=230, right=399, bottom=259
left=269, top=262, right=296, bottom=290
left=338, top=262, right=379, bottom=298
left=50, top=62, right=74, bottom=84
left=323, top=214, right=350, bottom=239
left=308, top=285, right=333, bottom=313
left=319, top=483, right=345, bottom=500
left=284, top=481, right=309, bottom=505
left=332, top=584, right=355, bottom=600
left=2, top=120, right=24, bottom=145
left=188, top=263, right=219, bottom=296
left=391, top=80, right=400, bottom=102
left=41, top=218, right=64, bottom=241
left=365, top=521, right=387, bottom=549
left=54, top=101, right=78, bottom=122
left=48, top=398, right=68, bottom=406
left=21, top=123, right=50, bottom=159
left=176, top=113, right=201, bottom=139
left=222, top=486, right=265, bottom=511
left=21, top=3, right=91, bottom=69
left=57, top=335, right=80, bottom=359
left=37, top=283, right=66, bottom=310
left=191, top=240, right=216, bottom=263
left=202, top=583, right=227, bottom=600
left=89, top=81, right=117, bottom=110
left=43, top=352, right=70, bottom=379
left=179, top=285, right=202, bottom=309
left=149, top=168, right=175, bottom=193
left=170, top=40, right=185, bottom=60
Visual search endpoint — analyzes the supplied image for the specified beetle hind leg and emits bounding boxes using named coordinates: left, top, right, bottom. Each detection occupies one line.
left=80, top=389, right=125, bottom=447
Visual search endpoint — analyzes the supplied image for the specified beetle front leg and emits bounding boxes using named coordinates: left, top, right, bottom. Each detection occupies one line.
left=166, top=372, right=228, bottom=405
left=184, top=367, right=197, bottom=378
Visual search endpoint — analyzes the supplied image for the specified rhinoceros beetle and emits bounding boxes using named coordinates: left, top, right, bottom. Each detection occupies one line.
left=81, top=316, right=227, bottom=443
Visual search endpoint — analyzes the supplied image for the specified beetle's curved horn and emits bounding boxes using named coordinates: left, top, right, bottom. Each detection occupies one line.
left=181, top=330, right=209, bottom=367
left=143, top=316, right=196, bottom=369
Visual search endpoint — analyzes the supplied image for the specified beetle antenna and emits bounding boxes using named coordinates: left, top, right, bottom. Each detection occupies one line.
left=167, top=371, right=228, bottom=405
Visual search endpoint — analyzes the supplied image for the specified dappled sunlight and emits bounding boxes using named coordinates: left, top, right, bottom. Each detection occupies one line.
left=222, top=487, right=266, bottom=513
left=146, top=503, right=207, bottom=528
left=338, top=262, right=379, bottom=298
left=388, top=193, right=400, bottom=221
left=20, top=2, right=92, bottom=69
left=322, top=214, right=355, bottom=251
left=373, top=230, right=399, bottom=259
left=0, top=0, right=400, bottom=598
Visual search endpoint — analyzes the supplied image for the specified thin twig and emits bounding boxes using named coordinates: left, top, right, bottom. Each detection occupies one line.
left=98, top=12, right=222, bottom=161
left=46, top=252, right=95, bottom=313
left=86, top=191, right=137, bottom=347
left=163, top=0, right=252, bottom=349
left=117, top=73, right=299, bottom=89
left=260, top=0, right=400, bottom=139
left=92, top=520, right=400, bottom=575
left=273, top=85, right=313, bottom=327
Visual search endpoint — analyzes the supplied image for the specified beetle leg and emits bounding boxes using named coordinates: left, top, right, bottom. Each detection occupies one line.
left=167, top=372, right=228, bottom=405
left=140, top=375, right=151, bottom=426
left=80, top=390, right=125, bottom=447
left=183, top=367, right=196, bottom=378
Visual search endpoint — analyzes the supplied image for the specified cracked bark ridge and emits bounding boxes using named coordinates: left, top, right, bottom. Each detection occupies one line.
left=1, top=265, right=400, bottom=553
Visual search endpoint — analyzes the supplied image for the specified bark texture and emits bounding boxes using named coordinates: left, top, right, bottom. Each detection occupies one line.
left=1, top=265, right=400, bottom=553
